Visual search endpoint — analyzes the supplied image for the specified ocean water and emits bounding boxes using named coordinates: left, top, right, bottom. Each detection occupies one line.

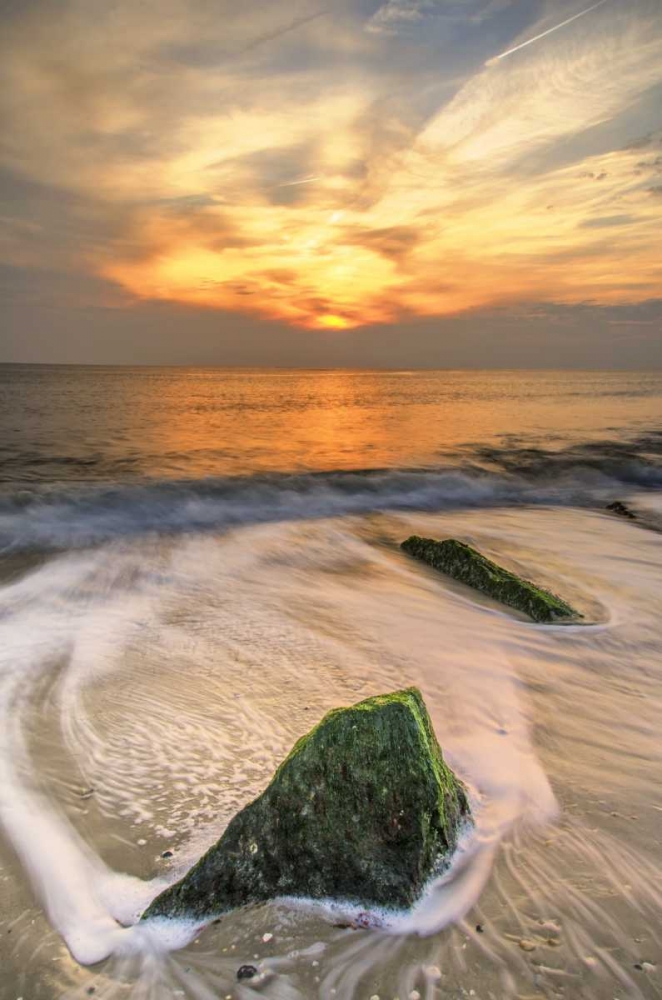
left=0, top=365, right=661, bottom=1000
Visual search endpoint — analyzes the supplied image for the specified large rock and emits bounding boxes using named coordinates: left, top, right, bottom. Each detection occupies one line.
left=401, top=536, right=580, bottom=624
left=143, top=688, right=469, bottom=921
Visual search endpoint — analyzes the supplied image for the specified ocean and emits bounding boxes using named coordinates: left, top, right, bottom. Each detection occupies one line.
left=1, top=365, right=661, bottom=1000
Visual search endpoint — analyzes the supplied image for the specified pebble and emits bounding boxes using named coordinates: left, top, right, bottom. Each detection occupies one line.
left=370, top=995, right=380, bottom=1000
left=424, top=965, right=442, bottom=982
left=137, top=839, right=147, bottom=847
left=237, top=964, right=257, bottom=981
left=519, top=939, right=537, bottom=952
left=475, top=924, right=484, bottom=933
left=409, top=991, right=421, bottom=1000
left=262, top=932, right=273, bottom=943
left=606, top=500, right=636, bottom=519
left=161, top=850, right=173, bottom=859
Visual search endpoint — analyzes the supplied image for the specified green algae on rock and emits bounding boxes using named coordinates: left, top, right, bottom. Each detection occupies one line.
left=143, top=688, right=470, bottom=922
left=401, top=536, right=580, bottom=624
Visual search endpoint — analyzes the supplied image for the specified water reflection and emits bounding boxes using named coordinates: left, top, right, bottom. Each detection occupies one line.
left=1, top=366, right=661, bottom=483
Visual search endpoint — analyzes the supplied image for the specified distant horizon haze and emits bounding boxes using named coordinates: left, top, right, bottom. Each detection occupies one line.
left=2, top=297, right=661, bottom=369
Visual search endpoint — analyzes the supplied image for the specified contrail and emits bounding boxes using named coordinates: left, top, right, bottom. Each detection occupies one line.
left=278, top=175, right=324, bottom=188
left=486, top=0, right=609, bottom=65
left=237, top=9, right=327, bottom=56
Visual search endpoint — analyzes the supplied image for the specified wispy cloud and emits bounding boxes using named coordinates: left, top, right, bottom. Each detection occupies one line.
left=367, top=0, right=433, bottom=33
left=0, top=0, right=661, bottom=329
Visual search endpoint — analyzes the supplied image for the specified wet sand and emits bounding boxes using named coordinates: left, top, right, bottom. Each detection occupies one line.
left=1, top=500, right=661, bottom=999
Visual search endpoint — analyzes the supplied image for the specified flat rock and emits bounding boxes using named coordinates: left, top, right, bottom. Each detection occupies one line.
left=401, top=536, right=580, bottom=624
left=143, top=688, right=469, bottom=921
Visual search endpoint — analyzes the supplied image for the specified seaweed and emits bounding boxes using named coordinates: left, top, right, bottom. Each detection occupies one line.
left=401, top=536, right=580, bottom=623
left=143, top=688, right=469, bottom=921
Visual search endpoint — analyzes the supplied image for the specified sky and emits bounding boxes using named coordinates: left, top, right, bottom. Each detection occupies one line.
left=0, top=0, right=661, bottom=367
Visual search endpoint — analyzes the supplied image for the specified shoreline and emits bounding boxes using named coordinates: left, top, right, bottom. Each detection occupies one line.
left=0, top=500, right=661, bottom=997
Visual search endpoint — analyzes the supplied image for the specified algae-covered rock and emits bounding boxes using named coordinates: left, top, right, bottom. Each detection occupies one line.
left=401, top=536, right=580, bottom=624
left=606, top=500, right=636, bottom=520
left=143, top=688, right=469, bottom=921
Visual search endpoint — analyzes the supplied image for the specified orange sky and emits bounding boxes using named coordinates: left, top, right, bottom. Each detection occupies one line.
left=1, top=0, right=662, bottom=333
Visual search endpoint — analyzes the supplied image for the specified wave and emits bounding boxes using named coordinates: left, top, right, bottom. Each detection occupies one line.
left=0, top=436, right=661, bottom=552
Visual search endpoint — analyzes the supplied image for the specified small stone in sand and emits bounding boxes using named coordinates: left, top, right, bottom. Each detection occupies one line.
left=237, top=964, right=257, bottom=981
left=519, top=939, right=537, bottom=952
left=137, top=839, right=147, bottom=847
left=606, top=501, right=636, bottom=519
left=424, top=965, right=442, bottom=982
left=475, top=923, right=484, bottom=933
left=262, top=932, right=273, bottom=943
left=409, top=991, right=421, bottom=1000
left=161, top=850, right=173, bottom=859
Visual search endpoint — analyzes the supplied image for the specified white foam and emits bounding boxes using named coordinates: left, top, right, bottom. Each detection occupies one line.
left=0, top=503, right=660, bottom=978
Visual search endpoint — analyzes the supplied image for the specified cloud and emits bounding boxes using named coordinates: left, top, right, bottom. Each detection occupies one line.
left=0, top=0, right=661, bottom=331
left=579, top=215, right=636, bottom=229
left=367, top=1, right=431, bottom=32
left=367, top=0, right=494, bottom=34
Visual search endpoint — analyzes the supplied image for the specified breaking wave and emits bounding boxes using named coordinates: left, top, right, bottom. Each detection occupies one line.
left=1, top=435, right=661, bottom=552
